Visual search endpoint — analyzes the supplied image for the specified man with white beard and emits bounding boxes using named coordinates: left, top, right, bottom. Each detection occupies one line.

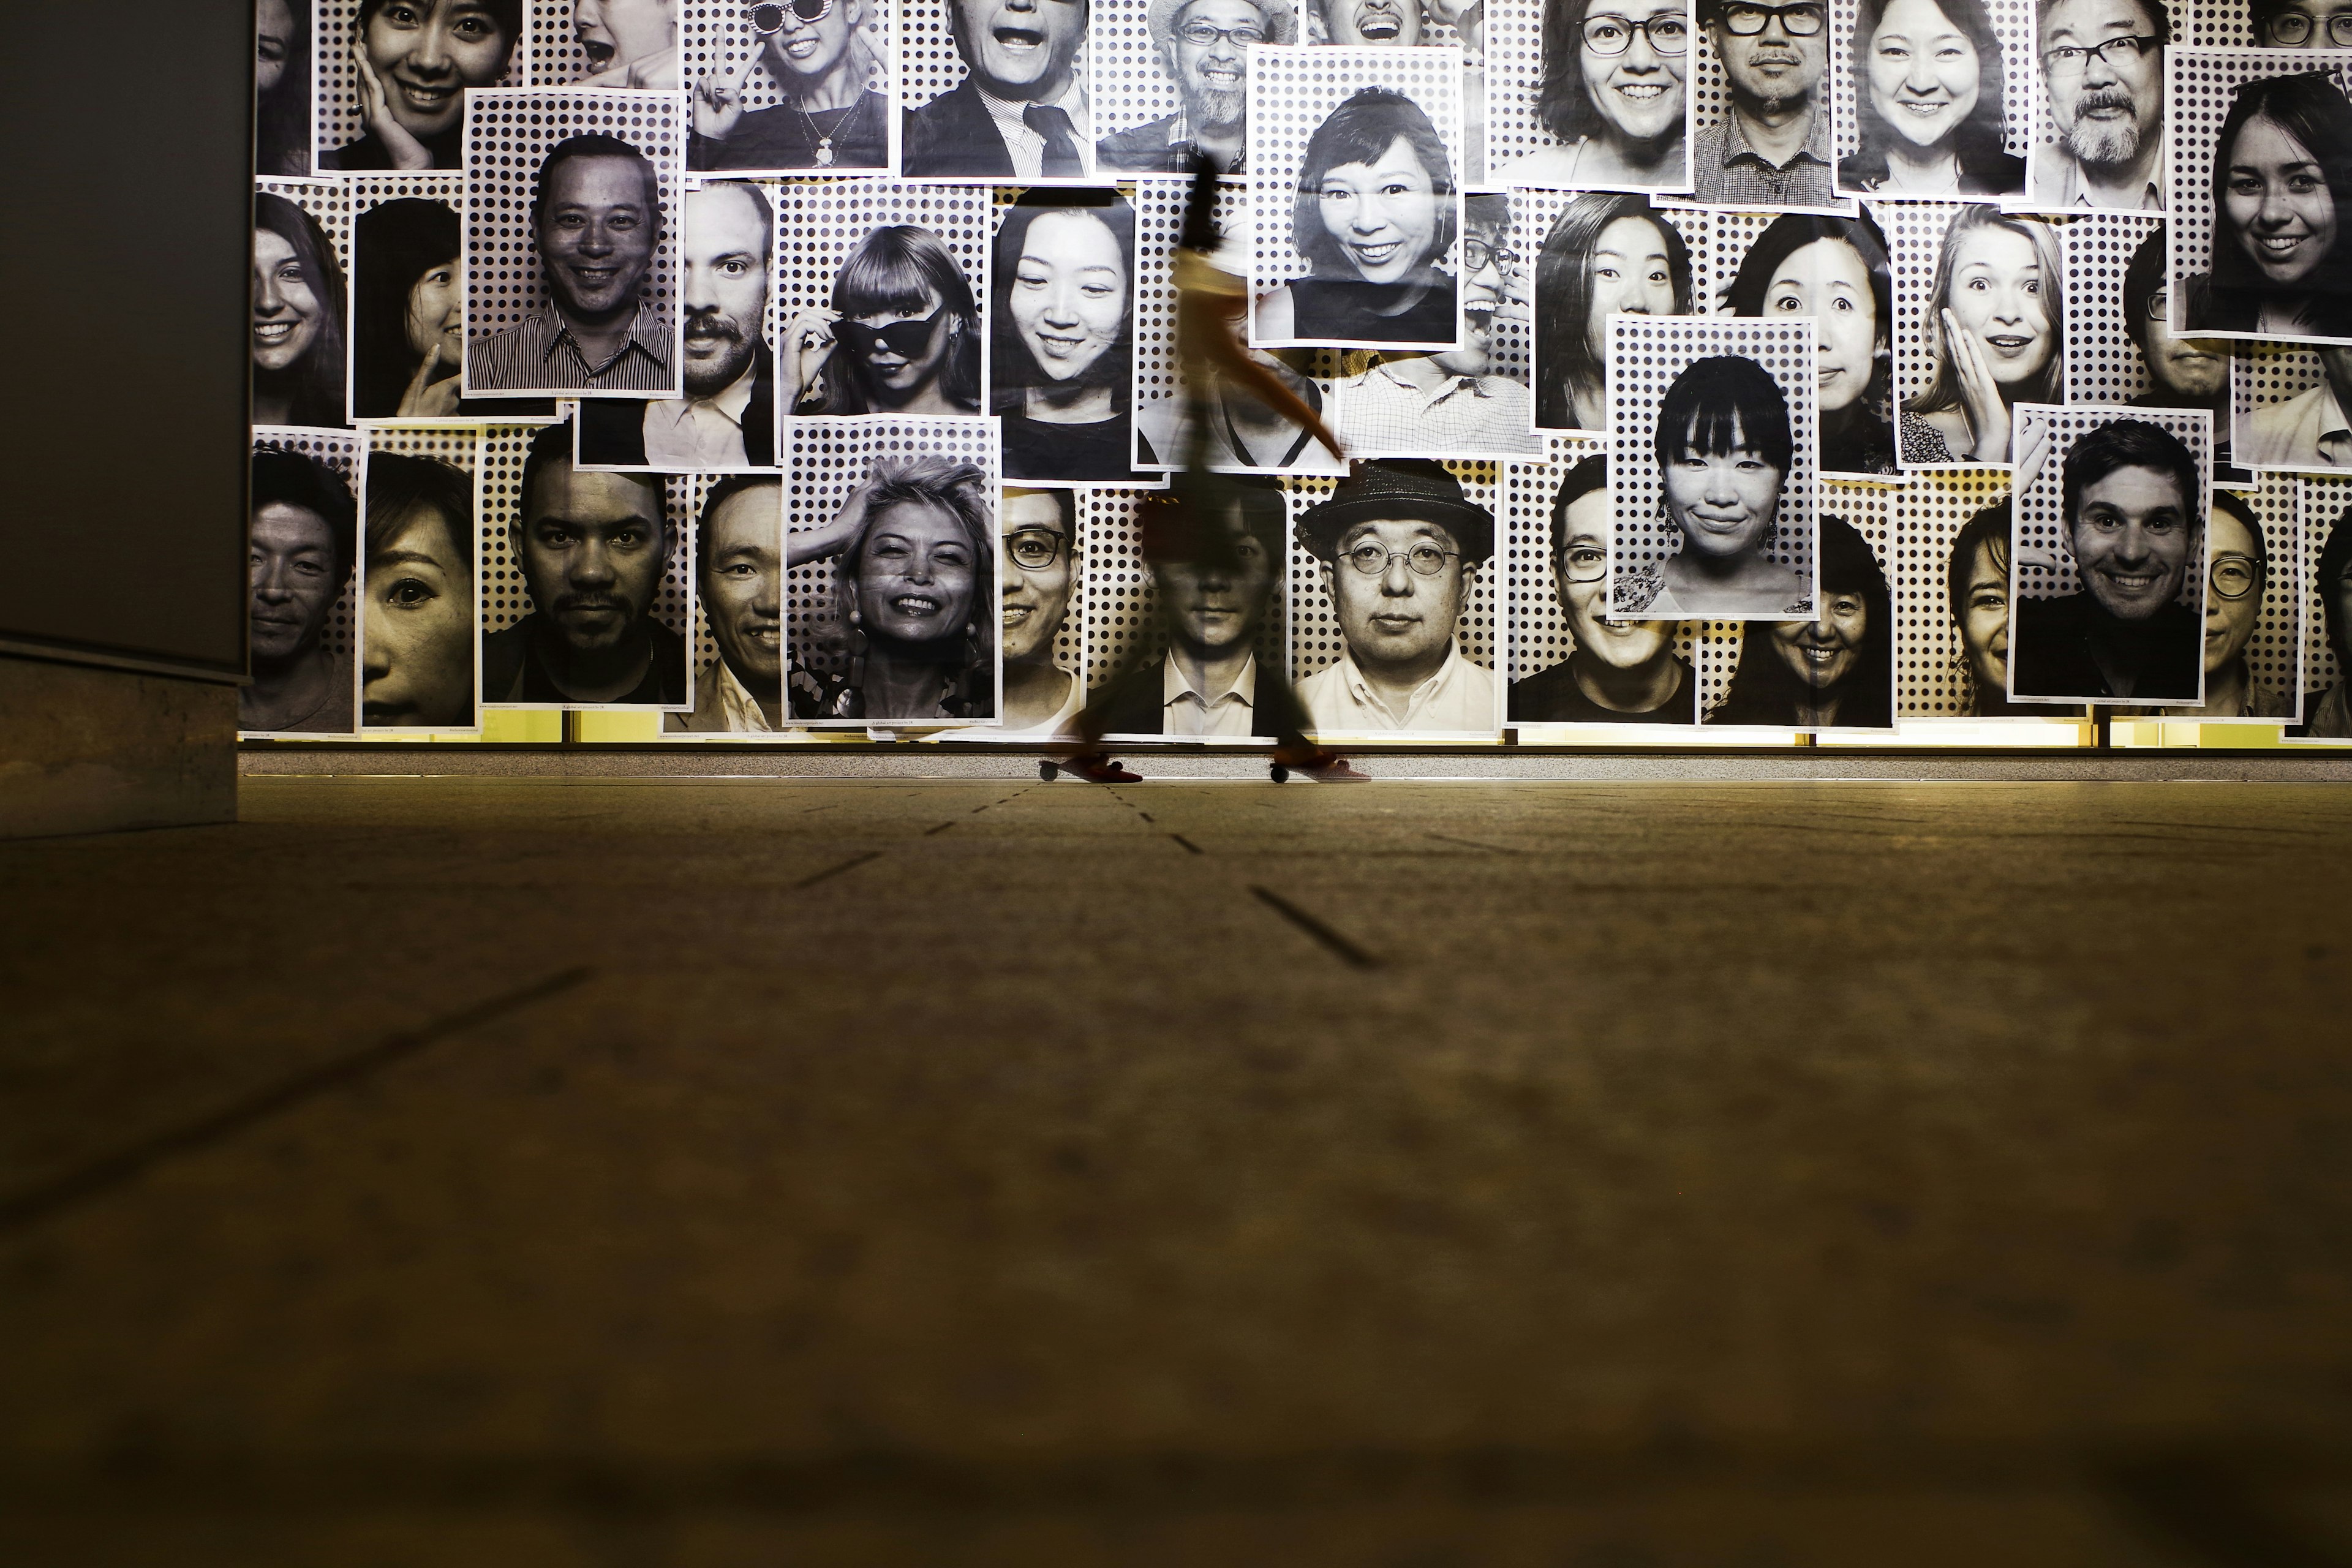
left=2027, top=0, right=2168, bottom=209
left=1098, top=0, right=1297, bottom=173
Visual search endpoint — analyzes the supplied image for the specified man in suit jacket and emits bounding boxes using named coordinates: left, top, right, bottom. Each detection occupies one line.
left=903, top=0, right=1094, bottom=179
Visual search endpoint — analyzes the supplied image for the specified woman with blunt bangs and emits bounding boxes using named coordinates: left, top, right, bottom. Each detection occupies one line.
left=786, top=458, right=999, bottom=722
left=2187, top=73, right=2352, bottom=341
left=1256, top=88, right=1460, bottom=347
left=1725, top=212, right=1897, bottom=475
left=787, top=226, right=984, bottom=417
left=992, top=193, right=1142, bottom=483
left=328, top=0, right=524, bottom=171
left=1841, top=0, right=2023, bottom=195
left=1621, top=354, right=1811, bottom=616
left=1711, top=514, right=1893, bottom=728
left=1902, top=206, right=2064, bottom=464
left=1534, top=192, right=1694, bottom=432
left=252, top=194, right=349, bottom=431
left=1494, top=0, right=1691, bottom=189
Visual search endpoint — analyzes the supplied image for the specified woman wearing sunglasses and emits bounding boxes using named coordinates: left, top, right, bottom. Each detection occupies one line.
left=785, top=225, right=984, bottom=417
left=691, top=0, right=889, bottom=172
left=1494, top=0, right=1691, bottom=189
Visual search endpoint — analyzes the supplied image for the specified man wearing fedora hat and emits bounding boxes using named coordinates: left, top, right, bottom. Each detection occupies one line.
left=1098, top=0, right=1296, bottom=174
left=1295, top=459, right=1500, bottom=733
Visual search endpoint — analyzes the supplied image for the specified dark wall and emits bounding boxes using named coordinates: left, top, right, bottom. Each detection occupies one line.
left=0, top=2, right=251, bottom=680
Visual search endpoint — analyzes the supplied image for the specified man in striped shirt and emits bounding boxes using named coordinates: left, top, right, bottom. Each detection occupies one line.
left=470, top=133, right=676, bottom=395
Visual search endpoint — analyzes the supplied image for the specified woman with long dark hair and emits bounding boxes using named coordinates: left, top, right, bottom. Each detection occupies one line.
left=2187, top=72, right=2352, bottom=341
left=1494, top=0, right=1689, bottom=189
left=785, top=226, right=984, bottom=416
left=252, top=194, right=348, bottom=430
left=992, top=192, right=1139, bottom=483
left=1724, top=211, right=1897, bottom=475
left=1840, top=0, right=2023, bottom=195
left=255, top=0, right=311, bottom=177
left=352, top=198, right=463, bottom=420
left=1533, top=192, right=1692, bottom=431
left=1710, top=515, right=1893, bottom=728
left=1256, top=87, right=1460, bottom=346
left=1901, top=206, right=2063, bottom=464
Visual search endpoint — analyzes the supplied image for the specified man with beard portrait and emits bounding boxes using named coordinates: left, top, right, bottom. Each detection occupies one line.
left=2027, top=0, right=2168, bottom=208
left=581, top=183, right=775, bottom=469
left=1099, top=0, right=1296, bottom=174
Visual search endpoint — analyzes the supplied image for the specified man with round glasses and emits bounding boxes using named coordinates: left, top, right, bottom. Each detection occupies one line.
left=997, top=489, right=1085, bottom=733
left=1294, top=459, right=1500, bottom=734
left=1098, top=0, right=1295, bottom=173
left=2027, top=0, right=2167, bottom=208
left=2158, top=491, right=2294, bottom=718
left=1691, top=0, right=1836, bottom=206
left=2250, top=0, right=2352, bottom=47
left=691, top=0, right=890, bottom=171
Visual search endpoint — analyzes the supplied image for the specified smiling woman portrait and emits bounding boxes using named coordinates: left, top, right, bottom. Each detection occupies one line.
left=992, top=192, right=1141, bottom=483
left=327, top=0, right=524, bottom=171
left=1840, top=0, right=2023, bottom=195
left=1256, top=87, right=1461, bottom=347
left=1496, top=0, right=1691, bottom=189
left=1901, top=205, right=2064, bottom=464
left=253, top=195, right=350, bottom=431
left=2185, top=72, right=2352, bottom=341
left=1709, top=513, right=1893, bottom=728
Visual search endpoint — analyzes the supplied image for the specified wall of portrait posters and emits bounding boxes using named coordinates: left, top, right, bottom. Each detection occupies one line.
left=241, top=0, right=2352, bottom=745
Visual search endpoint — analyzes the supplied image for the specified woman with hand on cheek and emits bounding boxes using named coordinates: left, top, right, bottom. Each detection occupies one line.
left=1901, top=206, right=2062, bottom=464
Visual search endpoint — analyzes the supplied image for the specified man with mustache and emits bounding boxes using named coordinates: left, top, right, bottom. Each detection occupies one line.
left=579, top=183, right=775, bottom=470
left=1334, top=195, right=1538, bottom=456
left=2011, top=417, right=2204, bottom=704
left=2028, top=0, right=2168, bottom=209
left=484, top=421, right=688, bottom=706
left=903, top=0, right=1094, bottom=178
left=1692, top=0, right=1837, bottom=206
left=1295, top=459, right=1501, bottom=734
left=472, top=134, right=676, bottom=394
left=669, top=477, right=784, bottom=731
left=243, top=446, right=358, bottom=735
left=1098, top=0, right=1295, bottom=174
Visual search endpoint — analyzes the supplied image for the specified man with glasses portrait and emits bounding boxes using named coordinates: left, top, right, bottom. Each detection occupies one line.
left=2157, top=491, right=2294, bottom=718
left=2027, top=0, right=2168, bottom=209
left=1510, top=456, right=1695, bottom=723
left=2249, top=0, right=2352, bottom=47
left=1098, top=0, right=1296, bottom=174
left=1690, top=0, right=1835, bottom=206
left=691, top=0, right=891, bottom=171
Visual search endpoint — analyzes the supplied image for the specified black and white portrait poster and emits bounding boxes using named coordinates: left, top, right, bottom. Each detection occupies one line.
left=461, top=89, right=688, bottom=399
left=1607, top=314, right=1820, bottom=620
left=1705, top=491, right=1896, bottom=731
left=2151, top=473, right=2304, bottom=722
left=254, top=183, right=353, bottom=431
left=479, top=420, right=699, bottom=710
left=360, top=429, right=484, bottom=732
left=2286, top=473, right=2352, bottom=741
left=1485, top=0, right=1694, bottom=192
left=2168, top=50, right=2352, bottom=349
left=1247, top=47, right=1467, bottom=350
left=2005, top=402, right=2211, bottom=707
left=2017, top=0, right=2169, bottom=213
left=2234, top=341, right=2352, bottom=473
left=991, top=189, right=1150, bottom=484
left=1718, top=206, right=1901, bottom=478
left=1831, top=0, right=2033, bottom=198
left=783, top=417, right=1005, bottom=726
left=682, top=0, right=899, bottom=174
left=897, top=0, right=1098, bottom=181
left=1527, top=189, right=1697, bottom=435
left=246, top=429, right=364, bottom=737
left=1091, top=0, right=1298, bottom=178
left=313, top=0, right=529, bottom=173
left=1884, top=200, right=2065, bottom=469
left=668, top=473, right=788, bottom=733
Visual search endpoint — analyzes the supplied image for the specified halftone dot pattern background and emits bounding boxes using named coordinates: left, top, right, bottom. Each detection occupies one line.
left=1830, top=0, right=2038, bottom=168
left=248, top=428, right=366, bottom=730
left=260, top=177, right=357, bottom=284
left=681, top=0, right=894, bottom=125
left=1605, top=313, right=1819, bottom=617
left=360, top=426, right=485, bottom=733
left=1483, top=0, right=1700, bottom=186
left=1890, top=464, right=2011, bottom=717
left=527, top=0, right=594, bottom=83
left=312, top=0, right=533, bottom=165
left=1521, top=189, right=1705, bottom=434
left=2063, top=209, right=2160, bottom=404
left=1702, top=479, right=1893, bottom=728
left=775, top=180, right=995, bottom=413
left=1245, top=46, right=1464, bottom=309
left=461, top=88, right=687, bottom=375
left=782, top=416, right=1002, bottom=717
left=1685, top=202, right=1766, bottom=312
left=2165, top=49, right=2352, bottom=319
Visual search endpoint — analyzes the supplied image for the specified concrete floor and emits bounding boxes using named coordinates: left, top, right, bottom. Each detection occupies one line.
left=4, top=775, right=2351, bottom=1566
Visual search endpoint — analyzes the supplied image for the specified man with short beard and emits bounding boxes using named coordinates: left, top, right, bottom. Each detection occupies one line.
left=2028, top=0, right=2168, bottom=209
left=1691, top=0, right=1835, bottom=206
left=690, top=0, right=891, bottom=170
left=1098, top=0, right=1295, bottom=174
left=484, top=422, right=689, bottom=706
left=579, top=183, right=775, bottom=469
left=669, top=477, right=783, bottom=731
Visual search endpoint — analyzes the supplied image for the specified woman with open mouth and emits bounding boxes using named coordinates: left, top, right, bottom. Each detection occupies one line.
left=2185, top=71, right=2352, bottom=342
left=991, top=192, right=1144, bottom=483
left=787, top=225, right=984, bottom=417
left=328, top=0, right=522, bottom=171
left=1619, top=353, right=1812, bottom=617
left=252, top=195, right=349, bottom=431
left=1724, top=212, right=1898, bottom=476
left=788, top=458, right=1000, bottom=723
left=1256, top=87, right=1461, bottom=347
left=1900, top=205, right=2063, bottom=465
left=1494, top=0, right=1689, bottom=190
left=1708, top=516, right=1893, bottom=729
left=1840, top=0, right=2022, bottom=196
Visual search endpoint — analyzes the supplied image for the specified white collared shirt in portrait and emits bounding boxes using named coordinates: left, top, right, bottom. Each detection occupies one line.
left=1297, top=643, right=1498, bottom=733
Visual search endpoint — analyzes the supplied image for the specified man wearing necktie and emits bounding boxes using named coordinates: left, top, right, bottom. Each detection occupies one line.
left=903, top=0, right=1094, bottom=178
